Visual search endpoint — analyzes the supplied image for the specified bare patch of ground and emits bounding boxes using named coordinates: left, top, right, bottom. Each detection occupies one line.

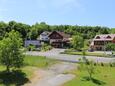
left=24, top=62, right=76, bottom=86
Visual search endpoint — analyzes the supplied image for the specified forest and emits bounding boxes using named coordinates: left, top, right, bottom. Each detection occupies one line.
left=0, top=21, right=114, bottom=40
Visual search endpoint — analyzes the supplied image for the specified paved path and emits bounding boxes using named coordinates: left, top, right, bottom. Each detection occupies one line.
left=25, top=62, right=76, bottom=86
left=25, top=48, right=115, bottom=63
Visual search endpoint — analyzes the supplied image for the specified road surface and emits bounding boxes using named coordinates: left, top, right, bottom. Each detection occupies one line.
left=25, top=48, right=115, bottom=63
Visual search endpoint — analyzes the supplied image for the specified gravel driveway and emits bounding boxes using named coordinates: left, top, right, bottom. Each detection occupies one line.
left=25, top=48, right=115, bottom=63
left=25, top=62, right=76, bottom=86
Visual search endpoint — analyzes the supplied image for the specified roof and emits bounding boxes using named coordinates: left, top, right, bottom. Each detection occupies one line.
left=93, top=34, right=115, bottom=41
left=40, top=31, right=51, bottom=36
left=48, top=31, right=70, bottom=38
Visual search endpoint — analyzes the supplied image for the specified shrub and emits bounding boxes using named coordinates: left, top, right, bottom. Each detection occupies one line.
left=94, top=63, right=97, bottom=66
left=110, top=63, right=113, bottom=67
left=101, top=62, right=104, bottom=66
left=41, top=43, right=52, bottom=51
left=27, top=44, right=36, bottom=51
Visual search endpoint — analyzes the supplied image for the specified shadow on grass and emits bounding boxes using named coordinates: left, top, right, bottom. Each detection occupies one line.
left=0, top=70, right=30, bottom=86
left=82, top=76, right=106, bottom=85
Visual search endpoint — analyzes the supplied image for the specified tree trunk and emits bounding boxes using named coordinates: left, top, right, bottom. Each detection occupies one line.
left=6, top=65, right=10, bottom=73
left=89, top=73, right=92, bottom=80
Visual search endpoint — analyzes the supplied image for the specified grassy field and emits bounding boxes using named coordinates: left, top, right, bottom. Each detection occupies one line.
left=61, top=50, right=111, bottom=57
left=24, top=55, right=58, bottom=68
left=0, top=55, right=58, bottom=86
left=63, top=64, right=115, bottom=86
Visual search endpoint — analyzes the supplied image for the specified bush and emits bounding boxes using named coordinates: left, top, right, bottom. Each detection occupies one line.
left=27, top=44, right=36, bottom=51
left=41, top=43, right=52, bottom=51
left=94, top=63, right=97, bottom=66
left=110, top=63, right=113, bottom=67
left=101, top=62, right=104, bottom=66
left=106, top=43, right=115, bottom=51
left=111, top=62, right=115, bottom=67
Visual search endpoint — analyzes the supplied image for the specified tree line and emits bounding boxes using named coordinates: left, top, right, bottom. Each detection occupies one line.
left=0, top=21, right=114, bottom=41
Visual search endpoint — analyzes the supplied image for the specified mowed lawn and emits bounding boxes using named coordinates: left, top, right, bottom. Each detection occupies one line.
left=0, top=55, right=58, bottom=86
left=62, top=51, right=110, bottom=57
left=63, top=65, right=115, bottom=86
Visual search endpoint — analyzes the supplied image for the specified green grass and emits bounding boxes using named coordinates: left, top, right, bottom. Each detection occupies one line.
left=0, top=65, right=33, bottom=86
left=61, top=51, right=110, bottom=57
left=0, top=55, right=58, bottom=86
left=63, top=65, right=115, bottom=86
left=24, top=55, right=58, bottom=68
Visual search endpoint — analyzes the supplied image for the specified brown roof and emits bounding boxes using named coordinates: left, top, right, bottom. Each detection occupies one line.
left=56, top=31, right=70, bottom=38
left=48, top=31, right=70, bottom=38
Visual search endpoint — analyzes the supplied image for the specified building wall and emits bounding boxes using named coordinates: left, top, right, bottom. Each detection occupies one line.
left=40, top=34, right=49, bottom=41
left=25, top=40, right=41, bottom=47
left=93, top=40, right=114, bottom=51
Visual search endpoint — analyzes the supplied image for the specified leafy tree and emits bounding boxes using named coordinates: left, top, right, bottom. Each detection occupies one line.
left=71, top=35, right=84, bottom=50
left=80, top=52, right=95, bottom=80
left=86, top=60, right=95, bottom=80
left=41, top=43, right=52, bottom=51
left=0, top=30, right=24, bottom=72
left=106, top=43, right=115, bottom=51
left=27, top=27, right=38, bottom=40
left=0, top=21, right=7, bottom=39
left=0, top=21, right=111, bottom=41
left=111, top=28, right=115, bottom=34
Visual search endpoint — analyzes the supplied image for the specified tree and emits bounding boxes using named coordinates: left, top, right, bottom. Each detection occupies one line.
left=0, top=21, right=8, bottom=39
left=0, top=30, right=24, bottom=72
left=85, top=60, right=95, bottom=80
left=71, top=35, right=84, bottom=50
left=106, top=43, right=115, bottom=51
left=79, top=51, right=95, bottom=80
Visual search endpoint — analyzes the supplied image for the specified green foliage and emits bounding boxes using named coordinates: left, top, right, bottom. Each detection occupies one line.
left=71, top=35, right=84, bottom=51
left=80, top=55, right=95, bottom=80
left=62, top=50, right=110, bottom=57
left=106, top=43, right=115, bottom=51
left=0, top=21, right=111, bottom=41
left=110, top=28, right=115, bottom=34
left=24, top=55, right=57, bottom=68
left=0, top=30, right=24, bottom=72
left=64, top=65, right=115, bottom=86
left=27, top=44, right=36, bottom=51
left=41, top=43, right=52, bottom=51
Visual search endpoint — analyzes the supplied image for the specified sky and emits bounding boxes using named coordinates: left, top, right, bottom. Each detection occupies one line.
left=0, top=0, right=115, bottom=28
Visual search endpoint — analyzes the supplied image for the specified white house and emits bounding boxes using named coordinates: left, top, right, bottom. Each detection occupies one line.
left=40, top=31, right=50, bottom=41
left=25, top=40, right=41, bottom=47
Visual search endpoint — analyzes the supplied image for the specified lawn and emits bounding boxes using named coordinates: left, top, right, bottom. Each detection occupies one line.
left=61, top=50, right=111, bottom=57
left=0, top=55, right=58, bottom=86
left=63, top=64, right=115, bottom=86
left=24, top=55, right=58, bottom=68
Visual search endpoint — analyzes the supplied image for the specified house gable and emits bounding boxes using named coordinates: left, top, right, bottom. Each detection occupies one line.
left=106, top=35, right=111, bottom=39
left=49, top=31, right=63, bottom=39
left=96, top=36, right=100, bottom=39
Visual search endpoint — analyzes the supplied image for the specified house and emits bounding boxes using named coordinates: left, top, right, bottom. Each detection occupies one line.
left=39, top=31, right=50, bottom=42
left=48, top=31, right=71, bottom=48
left=90, top=34, right=115, bottom=51
left=25, top=40, right=41, bottom=47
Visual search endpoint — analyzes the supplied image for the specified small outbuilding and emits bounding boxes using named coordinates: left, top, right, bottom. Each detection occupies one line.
left=25, top=40, right=41, bottom=48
